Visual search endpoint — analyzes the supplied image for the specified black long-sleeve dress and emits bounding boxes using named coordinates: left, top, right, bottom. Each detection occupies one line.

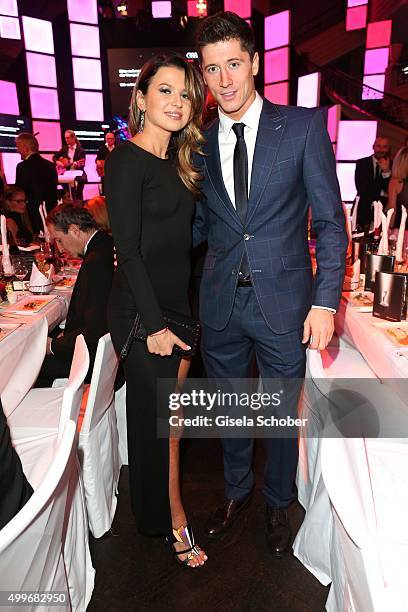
left=105, top=140, right=194, bottom=536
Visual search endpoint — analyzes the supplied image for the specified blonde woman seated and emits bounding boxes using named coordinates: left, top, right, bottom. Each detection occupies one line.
left=387, top=146, right=408, bottom=229
left=84, top=196, right=111, bottom=233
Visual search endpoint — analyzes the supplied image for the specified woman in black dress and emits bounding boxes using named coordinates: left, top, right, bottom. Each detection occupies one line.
left=105, top=54, right=207, bottom=567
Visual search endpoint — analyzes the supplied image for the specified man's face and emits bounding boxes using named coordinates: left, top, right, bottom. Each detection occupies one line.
left=15, top=139, right=28, bottom=160
left=373, top=138, right=390, bottom=159
left=48, top=223, right=83, bottom=258
left=105, top=133, right=115, bottom=147
left=65, top=131, right=76, bottom=146
left=201, top=38, right=259, bottom=121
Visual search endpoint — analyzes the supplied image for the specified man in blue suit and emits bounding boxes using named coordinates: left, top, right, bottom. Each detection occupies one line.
left=194, top=12, right=348, bottom=556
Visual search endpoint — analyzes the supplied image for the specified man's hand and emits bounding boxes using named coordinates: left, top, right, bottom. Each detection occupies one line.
left=377, top=157, right=390, bottom=173
left=302, top=308, right=334, bottom=350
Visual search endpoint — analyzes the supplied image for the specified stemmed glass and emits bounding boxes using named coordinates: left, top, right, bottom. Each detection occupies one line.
left=12, top=257, right=28, bottom=281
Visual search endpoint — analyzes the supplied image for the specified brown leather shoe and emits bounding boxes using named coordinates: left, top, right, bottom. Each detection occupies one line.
left=205, top=497, right=251, bottom=538
left=265, top=506, right=292, bottom=557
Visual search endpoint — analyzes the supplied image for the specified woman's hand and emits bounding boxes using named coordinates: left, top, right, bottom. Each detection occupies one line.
left=146, top=328, right=191, bottom=356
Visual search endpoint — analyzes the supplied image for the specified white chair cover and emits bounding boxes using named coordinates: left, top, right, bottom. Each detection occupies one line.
left=114, top=382, right=128, bottom=466
left=78, top=333, right=121, bottom=538
left=0, top=420, right=76, bottom=612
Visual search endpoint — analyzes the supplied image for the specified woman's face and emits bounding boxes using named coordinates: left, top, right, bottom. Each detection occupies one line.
left=137, top=66, right=192, bottom=135
left=6, top=193, right=26, bottom=214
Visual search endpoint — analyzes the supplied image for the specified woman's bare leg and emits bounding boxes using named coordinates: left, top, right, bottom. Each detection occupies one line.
left=169, top=357, right=207, bottom=566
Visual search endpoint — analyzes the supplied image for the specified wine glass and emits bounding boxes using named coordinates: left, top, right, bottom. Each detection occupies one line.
left=12, top=257, right=28, bottom=280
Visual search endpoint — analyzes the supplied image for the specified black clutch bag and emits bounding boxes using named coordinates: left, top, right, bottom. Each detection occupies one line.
left=120, top=309, right=200, bottom=362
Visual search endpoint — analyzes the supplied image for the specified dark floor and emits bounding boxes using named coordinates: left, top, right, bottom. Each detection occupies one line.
left=88, top=439, right=328, bottom=612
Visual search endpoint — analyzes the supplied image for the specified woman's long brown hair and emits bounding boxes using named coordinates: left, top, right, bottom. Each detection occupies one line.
left=128, top=53, right=205, bottom=196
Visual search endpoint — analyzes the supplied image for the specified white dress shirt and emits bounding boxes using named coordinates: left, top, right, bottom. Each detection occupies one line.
left=68, top=144, right=77, bottom=164
left=218, top=92, right=263, bottom=206
left=217, top=92, right=335, bottom=314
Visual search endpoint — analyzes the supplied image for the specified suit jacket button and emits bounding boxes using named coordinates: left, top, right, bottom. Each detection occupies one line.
left=231, top=269, right=236, bottom=275
left=243, top=234, right=250, bottom=241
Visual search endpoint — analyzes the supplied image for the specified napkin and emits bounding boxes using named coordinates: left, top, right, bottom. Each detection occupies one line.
left=38, top=202, right=51, bottom=242
left=396, top=206, right=407, bottom=262
left=29, top=261, right=54, bottom=288
left=373, top=201, right=383, bottom=236
left=0, top=214, right=13, bottom=276
left=377, top=209, right=394, bottom=256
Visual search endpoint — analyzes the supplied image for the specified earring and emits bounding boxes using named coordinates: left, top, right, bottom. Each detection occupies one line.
left=138, top=109, right=145, bottom=133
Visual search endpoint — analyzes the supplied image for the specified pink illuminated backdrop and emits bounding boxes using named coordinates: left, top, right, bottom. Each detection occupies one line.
left=297, top=72, right=321, bottom=108
left=336, top=120, right=377, bottom=161
left=346, top=5, right=367, bottom=31
left=29, top=87, right=60, bottom=120
left=152, top=2, right=172, bottom=18
left=264, top=10, right=290, bottom=50
left=336, top=162, right=357, bottom=202
left=0, top=0, right=18, bottom=16
left=22, top=16, right=54, bottom=54
left=264, top=47, right=289, bottom=84
left=26, top=52, right=57, bottom=88
left=32, top=120, right=62, bottom=151
left=224, top=0, right=251, bottom=19
left=1, top=152, right=20, bottom=184
left=75, top=91, right=104, bottom=121
left=366, top=20, right=392, bottom=49
left=72, top=57, right=102, bottom=90
left=70, top=23, right=100, bottom=58
left=0, top=80, right=19, bottom=114
left=0, top=15, right=20, bottom=39
left=264, top=83, right=289, bottom=106
left=67, top=0, right=98, bottom=25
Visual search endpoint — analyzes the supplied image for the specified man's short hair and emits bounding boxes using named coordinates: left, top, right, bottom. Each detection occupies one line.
left=46, top=203, right=98, bottom=234
left=15, top=132, right=39, bottom=153
left=195, top=11, right=255, bottom=59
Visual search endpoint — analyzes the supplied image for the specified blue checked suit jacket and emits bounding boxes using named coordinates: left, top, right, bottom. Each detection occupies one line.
left=193, top=99, right=348, bottom=334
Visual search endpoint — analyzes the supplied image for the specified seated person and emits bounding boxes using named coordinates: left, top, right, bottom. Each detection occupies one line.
left=84, top=196, right=111, bottom=233
left=0, top=399, right=33, bottom=530
left=35, top=203, right=114, bottom=387
left=53, top=130, right=87, bottom=200
left=1, top=186, right=33, bottom=244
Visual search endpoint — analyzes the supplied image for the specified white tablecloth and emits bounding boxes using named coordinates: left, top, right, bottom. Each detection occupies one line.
left=0, top=294, right=69, bottom=417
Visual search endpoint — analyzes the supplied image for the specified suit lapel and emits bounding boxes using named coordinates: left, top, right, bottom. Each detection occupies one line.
left=246, top=101, right=287, bottom=226
left=203, top=121, right=241, bottom=226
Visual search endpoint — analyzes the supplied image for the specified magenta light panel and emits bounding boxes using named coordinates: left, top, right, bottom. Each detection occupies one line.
left=297, top=72, right=321, bottom=108
left=67, top=0, right=98, bottom=25
left=346, top=5, right=367, bottom=31
left=22, top=16, right=54, bottom=54
left=26, top=52, right=57, bottom=88
left=0, top=80, right=19, bottom=114
left=224, top=0, right=251, bottom=19
left=336, top=162, right=357, bottom=202
left=29, top=87, right=60, bottom=120
left=363, top=47, right=389, bottom=75
left=264, top=11, right=290, bottom=51
left=68, top=1, right=104, bottom=125
left=152, top=2, right=172, bottom=18
left=0, top=15, right=20, bottom=38
left=32, top=120, right=62, bottom=151
left=264, top=47, right=289, bottom=84
left=362, top=74, right=385, bottom=100
left=70, top=24, right=100, bottom=58
left=2, top=152, right=20, bottom=183
left=366, top=20, right=392, bottom=49
left=337, top=120, right=377, bottom=161
left=75, top=91, right=103, bottom=121
left=264, top=82, right=289, bottom=106
left=327, top=105, right=341, bottom=144
left=347, top=0, right=368, bottom=6
left=0, top=0, right=18, bottom=16
left=72, top=57, right=102, bottom=90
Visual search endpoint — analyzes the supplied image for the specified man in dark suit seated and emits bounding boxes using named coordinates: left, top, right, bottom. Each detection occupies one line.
left=35, top=203, right=114, bottom=387
left=0, top=399, right=33, bottom=530
left=354, top=136, right=391, bottom=230
left=53, top=130, right=87, bottom=200
left=15, top=133, right=58, bottom=234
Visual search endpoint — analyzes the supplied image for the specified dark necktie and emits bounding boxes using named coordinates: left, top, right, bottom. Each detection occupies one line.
left=232, top=123, right=248, bottom=223
left=232, top=123, right=250, bottom=279
left=374, top=163, right=382, bottom=193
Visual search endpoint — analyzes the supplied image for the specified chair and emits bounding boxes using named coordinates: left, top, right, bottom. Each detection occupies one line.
left=77, top=333, right=121, bottom=538
left=0, top=420, right=76, bottom=612
left=8, top=335, right=90, bottom=447
left=294, top=342, right=378, bottom=607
